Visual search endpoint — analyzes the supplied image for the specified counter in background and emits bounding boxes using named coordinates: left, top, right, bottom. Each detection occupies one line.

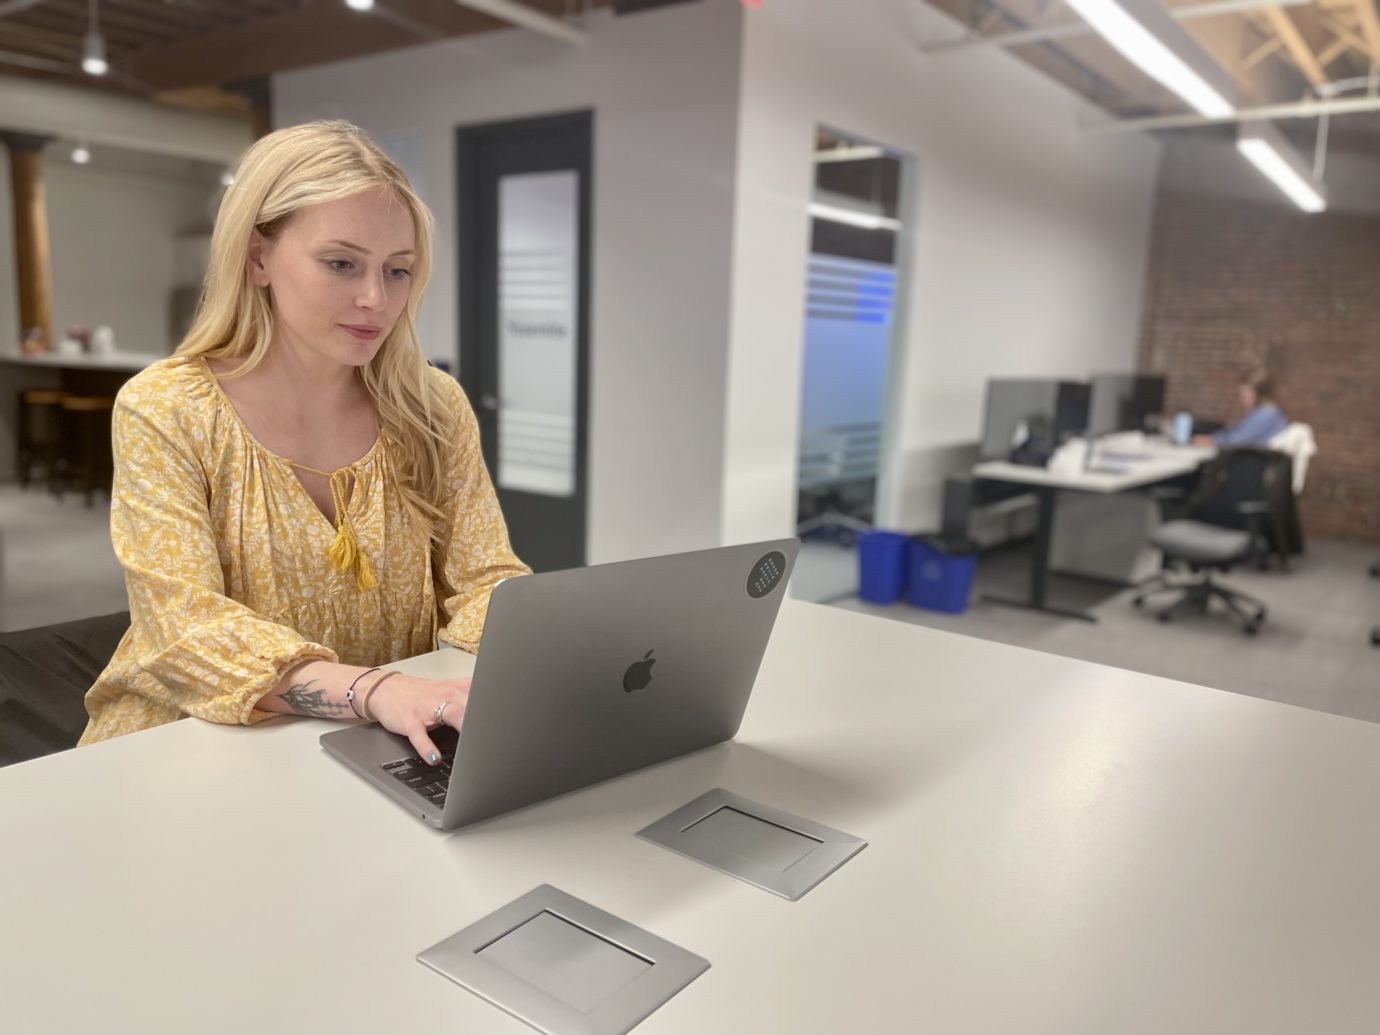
left=0, top=349, right=166, bottom=375
left=0, top=349, right=164, bottom=483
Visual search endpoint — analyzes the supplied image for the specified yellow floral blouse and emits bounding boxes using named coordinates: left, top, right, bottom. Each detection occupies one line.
left=78, top=356, right=530, bottom=746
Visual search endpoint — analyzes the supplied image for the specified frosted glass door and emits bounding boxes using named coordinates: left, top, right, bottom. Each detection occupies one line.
left=496, top=171, right=578, bottom=498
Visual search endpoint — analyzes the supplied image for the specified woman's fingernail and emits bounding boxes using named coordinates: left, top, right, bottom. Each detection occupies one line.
left=429, top=752, right=438, bottom=764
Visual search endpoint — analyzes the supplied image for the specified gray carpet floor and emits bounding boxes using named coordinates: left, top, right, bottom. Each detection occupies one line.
left=796, top=537, right=1380, bottom=726
left=0, top=485, right=127, bottom=633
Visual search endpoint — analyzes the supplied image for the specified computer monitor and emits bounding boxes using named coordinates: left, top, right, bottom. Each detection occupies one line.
left=1088, top=374, right=1167, bottom=438
left=980, top=379, right=1090, bottom=463
left=1055, top=382, right=1091, bottom=443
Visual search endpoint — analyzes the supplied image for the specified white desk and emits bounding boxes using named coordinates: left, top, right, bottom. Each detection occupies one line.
left=973, top=448, right=1212, bottom=495
left=4, top=600, right=1379, bottom=1033
left=974, top=445, right=1215, bottom=620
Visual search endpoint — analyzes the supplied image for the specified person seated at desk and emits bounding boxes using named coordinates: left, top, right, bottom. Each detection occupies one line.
left=1192, top=368, right=1289, bottom=447
left=78, top=121, right=530, bottom=766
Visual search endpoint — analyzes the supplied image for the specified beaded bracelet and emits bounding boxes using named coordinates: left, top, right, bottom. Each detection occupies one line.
left=360, top=670, right=401, bottom=723
left=345, top=667, right=382, bottom=719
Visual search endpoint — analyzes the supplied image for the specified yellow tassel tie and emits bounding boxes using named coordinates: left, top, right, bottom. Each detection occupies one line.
left=317, top=468, right=377, bottom=591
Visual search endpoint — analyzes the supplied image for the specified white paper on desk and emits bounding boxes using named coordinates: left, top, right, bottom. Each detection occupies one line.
left=1048, top=439, right=1089, bottom=476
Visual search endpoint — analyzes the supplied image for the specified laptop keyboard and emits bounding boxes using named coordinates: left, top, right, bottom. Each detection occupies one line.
left=380, top=727, right=458, bottom=809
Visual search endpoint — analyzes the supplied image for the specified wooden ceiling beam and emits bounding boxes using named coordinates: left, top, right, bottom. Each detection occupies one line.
left=1264, top=5, right=1329, bottom=86
left=8, top=8, right=151, bottom=51
left=1243, top=34, right=1285, bottom=69
left=1317, top=36, right=1353, bottom=65
left=1352, top=0, right=1380, bottom=61
left=0, top=20, right=85, bottom=58
left=93, top=0, right=233, bottom=32
left=50, top=0, right=271, bottom=27
left=1319, top=12, right=1373, bottom=54
left=129, top=0, right=578, bottom=91
left=34, top=0, right=191, bottom=43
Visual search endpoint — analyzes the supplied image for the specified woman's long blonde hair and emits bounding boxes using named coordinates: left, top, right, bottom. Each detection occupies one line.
left=176, top=120, right=454, bottom=567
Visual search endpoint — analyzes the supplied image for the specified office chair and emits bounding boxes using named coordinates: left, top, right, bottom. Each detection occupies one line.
left=1371, top=558, right=1379, bottom=647
left=0, top=611, right=129, bottom=767
left=796, top=483, right=874, bottom=547
left=1132, top=449, right=1293, bottom=636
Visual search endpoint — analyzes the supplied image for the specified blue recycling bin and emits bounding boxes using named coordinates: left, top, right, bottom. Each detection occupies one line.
left=857, top=531, right=910, bottom=604
left=907, top=535, right=978, bottom=614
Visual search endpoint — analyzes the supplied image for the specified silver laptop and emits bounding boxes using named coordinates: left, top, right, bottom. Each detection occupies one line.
left=320, top=538, right=798, bottom=830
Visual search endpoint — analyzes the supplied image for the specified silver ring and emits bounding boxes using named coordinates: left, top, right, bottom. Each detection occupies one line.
left=434, top=701, right=449, bottom=723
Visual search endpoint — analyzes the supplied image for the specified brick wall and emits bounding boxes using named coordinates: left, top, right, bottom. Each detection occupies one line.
left=1139, top=145, right=1380, bottom=545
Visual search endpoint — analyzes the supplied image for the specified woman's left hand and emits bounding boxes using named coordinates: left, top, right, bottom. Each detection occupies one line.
left=366, top=672, right=473, bottom=765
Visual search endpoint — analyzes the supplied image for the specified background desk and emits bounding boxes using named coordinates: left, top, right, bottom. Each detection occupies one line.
left=974, top=445, right=1214, bottom=620
left=3, top=599, right=1378, bottom=1034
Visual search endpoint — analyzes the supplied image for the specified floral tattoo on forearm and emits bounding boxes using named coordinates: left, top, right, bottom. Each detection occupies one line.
left=279, top=679, right=349, bottom=718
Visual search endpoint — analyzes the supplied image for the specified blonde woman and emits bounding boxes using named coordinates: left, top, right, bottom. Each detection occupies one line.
left=79, top=121, right=530, bottom=766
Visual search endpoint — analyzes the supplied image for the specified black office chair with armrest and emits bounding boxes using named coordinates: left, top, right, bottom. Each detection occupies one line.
left=0, top=611, right=129, bottom=767
left=1132, top=449, right=1293, bottom=636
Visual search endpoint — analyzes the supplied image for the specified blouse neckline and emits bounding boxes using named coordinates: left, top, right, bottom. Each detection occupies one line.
left=195, top=356, right=383, bottom=475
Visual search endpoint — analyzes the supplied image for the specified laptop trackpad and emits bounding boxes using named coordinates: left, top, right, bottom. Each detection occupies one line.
left=476, top=911, right=651, bottom=1013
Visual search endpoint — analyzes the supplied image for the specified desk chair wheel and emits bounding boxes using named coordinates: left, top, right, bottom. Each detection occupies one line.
left=1157, top=611, right=1172, bottom=623
left=1371, top=626, right=1380, bottom=646
left=1244, top=620, right=1260, bottom=636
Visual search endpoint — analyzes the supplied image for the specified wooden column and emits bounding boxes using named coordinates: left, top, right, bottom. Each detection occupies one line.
left=0, top=131, right=54, bottom=351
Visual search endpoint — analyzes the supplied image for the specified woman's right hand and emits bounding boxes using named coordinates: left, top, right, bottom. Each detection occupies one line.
left=367, top=672, right=473, bottom=765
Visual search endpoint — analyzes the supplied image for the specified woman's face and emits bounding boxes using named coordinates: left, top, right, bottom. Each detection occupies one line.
left=1239, top=383, right=1259, bottom=411
left=247, top=187, right=416, bottom=370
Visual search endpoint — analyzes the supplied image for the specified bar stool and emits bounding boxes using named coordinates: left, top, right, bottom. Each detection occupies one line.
left=57, top=395, right=115, bottom=507
left=16, top=389, right=69, bottom=491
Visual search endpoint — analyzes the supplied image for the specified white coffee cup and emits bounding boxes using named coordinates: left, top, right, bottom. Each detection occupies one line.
left=91, top=325, right=115, bottom=353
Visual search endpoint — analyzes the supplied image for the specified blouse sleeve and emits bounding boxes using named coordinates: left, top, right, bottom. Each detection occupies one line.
left=1213, top=405, right=1289, bottom=447
left=104, top=388, right=337, bottom=725
left=434, top=374, right=532, bottom=652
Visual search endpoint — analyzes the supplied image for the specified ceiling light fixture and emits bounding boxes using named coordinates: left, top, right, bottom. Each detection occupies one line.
left=1062, top=0, right=1235, bottom=117
left=1236, top=120, right=1326, bottom=213
left=808, top=202, right=901, bottom=232
left=82, top=0, right=107, bottom=76
left=345, top=0, right=375, bottom=10
left=71, top=143, right=91, bottom=164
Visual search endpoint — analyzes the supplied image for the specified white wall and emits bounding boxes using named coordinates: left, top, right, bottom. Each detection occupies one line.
left=722, top=0, right=1163, bottom=541
left=0, top=152, right=218, bottom=355
left=274, top=3, right=744, bottom=566
left=44, top=158, right=218, bottom=352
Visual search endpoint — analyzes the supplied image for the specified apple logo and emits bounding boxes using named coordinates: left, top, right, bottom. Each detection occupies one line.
left=623, top=650, right=656, bottom=693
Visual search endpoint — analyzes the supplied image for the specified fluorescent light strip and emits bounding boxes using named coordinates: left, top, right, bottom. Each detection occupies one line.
left=814, top=145, right=886, bottom=164
left=1064, top=0, right=1233, bottom=117
left=1236, top=139, right=1326, bottom=212
left=808, top=203, right=901, bottom=231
